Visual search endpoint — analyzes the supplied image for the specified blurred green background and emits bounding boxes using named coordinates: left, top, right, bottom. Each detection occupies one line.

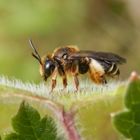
left=0, top=0, right=139, bottom=83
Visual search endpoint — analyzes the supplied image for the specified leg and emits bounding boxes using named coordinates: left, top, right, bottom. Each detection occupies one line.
left=74, top=74, right=79, bottom=91
left=62, top=76, right=67, bottom=90
left=115, top=69, right=120, bottom=79
left=100, top=75, right=107, bottom=84
left=50, top=67, right=58, bottom=93
left=50, top=79, right=57, bottom=93
left=57, top=65, right=67, bottom=90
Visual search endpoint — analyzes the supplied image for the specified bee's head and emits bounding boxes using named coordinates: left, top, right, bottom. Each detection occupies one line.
left=29, top=39, right=56, bottom=81
left=41, top=57, right=56, bottom=81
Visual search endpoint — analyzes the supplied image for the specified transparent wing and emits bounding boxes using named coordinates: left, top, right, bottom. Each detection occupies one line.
left=68, top=50, right=126, bottom=64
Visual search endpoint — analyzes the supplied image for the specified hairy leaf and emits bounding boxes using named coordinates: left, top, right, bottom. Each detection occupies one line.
left=113, top=76, right=140, bottom=139
left=4, top=101, right=57, bottom=140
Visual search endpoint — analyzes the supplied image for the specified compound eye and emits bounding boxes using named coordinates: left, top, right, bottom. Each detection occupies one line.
left=45, top=63, right=50, bottom=69
left=44, top=60, right=55, bottom=78
left=62, top=53, right=68, bottom=60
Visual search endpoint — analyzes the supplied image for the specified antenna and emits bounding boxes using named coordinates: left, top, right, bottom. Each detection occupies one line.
left=29, top=39, right=42, bottom=65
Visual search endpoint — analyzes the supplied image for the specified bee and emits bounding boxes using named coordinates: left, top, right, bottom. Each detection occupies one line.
left=29, top=39, right=126, bottom=92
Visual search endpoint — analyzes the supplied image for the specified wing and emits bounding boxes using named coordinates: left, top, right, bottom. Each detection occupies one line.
left=68, top=50, right=126, bottom=64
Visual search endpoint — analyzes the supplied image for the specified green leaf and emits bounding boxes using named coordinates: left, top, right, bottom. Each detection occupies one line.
left=5, top=133, right=21, bottom=140
left=4, top=101, right=57, bottom=140
left=113, top=111, right=134, bottom=138
left=125, top=80, right=140, bottom=111
left=113, top=77, right=140, bottom=139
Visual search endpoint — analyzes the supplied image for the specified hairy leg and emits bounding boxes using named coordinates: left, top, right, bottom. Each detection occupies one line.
left=73, top=74, right=79, bottom=91
left=62, top=75, right=67, bottom=90
left=50, top=67, right=58, bottom=93
left=50, top=79, right=57, bottom=93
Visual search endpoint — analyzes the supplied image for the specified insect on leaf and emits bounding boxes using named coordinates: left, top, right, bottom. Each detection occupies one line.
left=113, top=74, right=140, bottom=140
left=4, top=101, right=58, bottom=140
